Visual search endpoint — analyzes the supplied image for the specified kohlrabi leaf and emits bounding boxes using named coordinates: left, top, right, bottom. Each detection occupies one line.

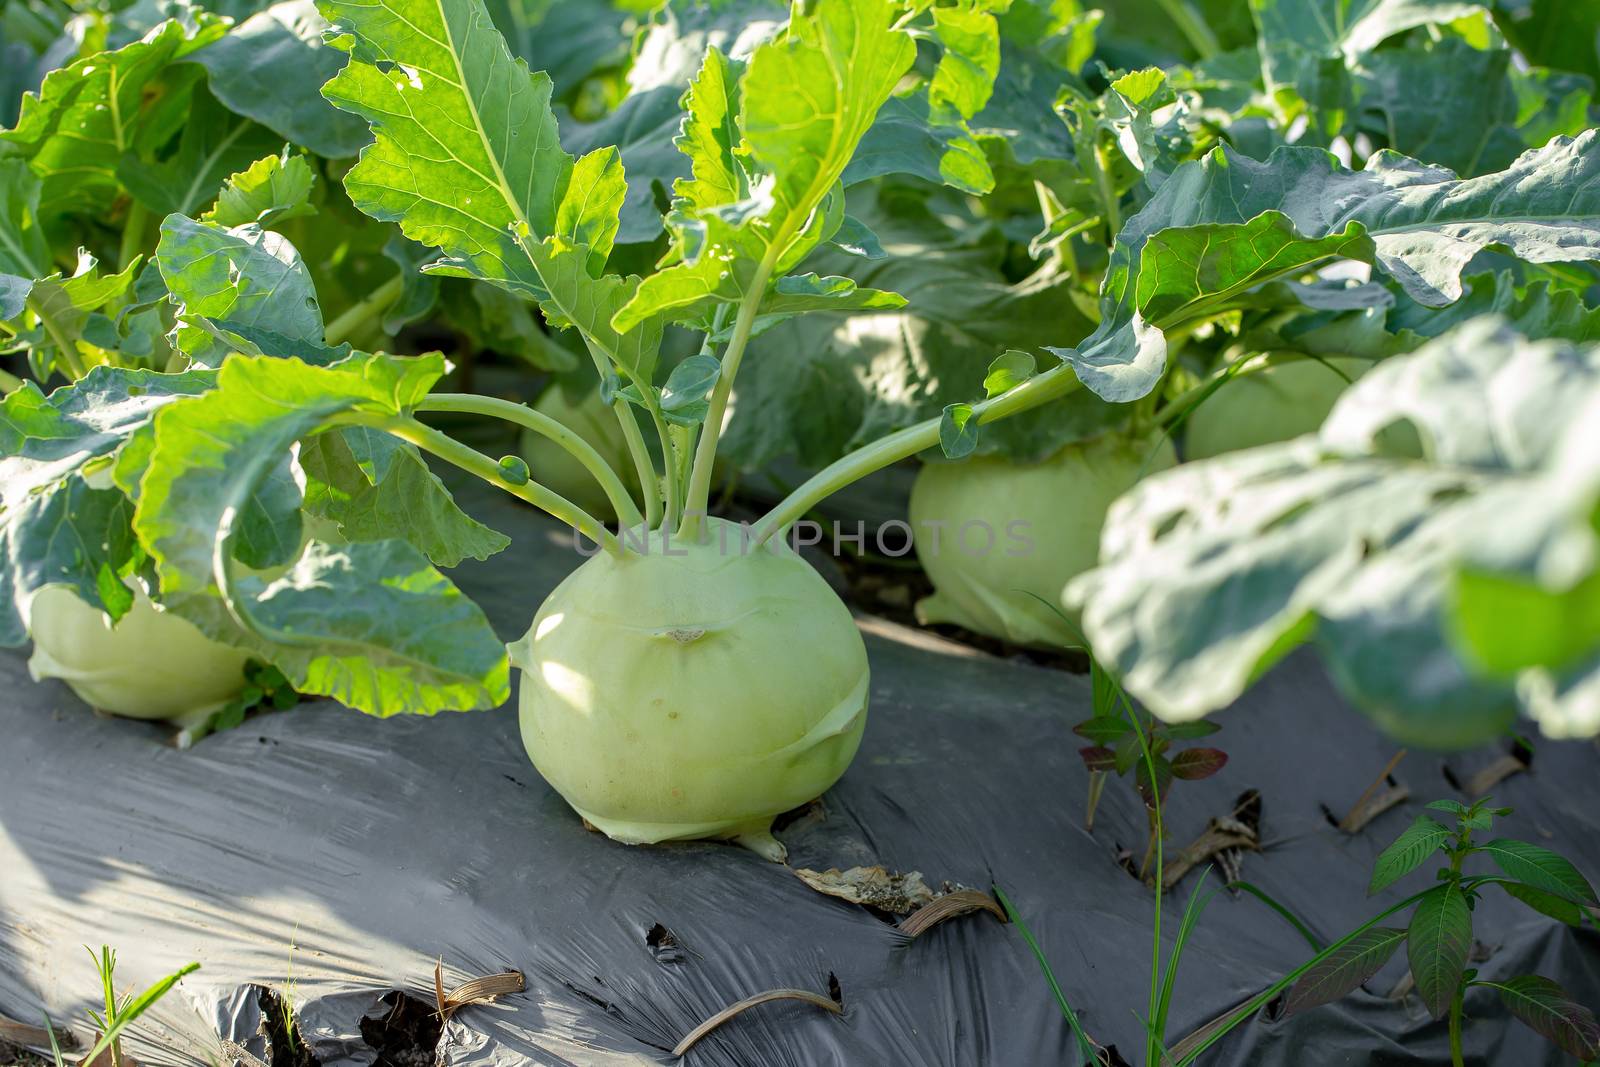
left=115, top=87, right=286, bottom=219
left=1493, top=0, right=1600, bottom=81
left=190, top=0, right=371, bottom=158
left=614, top=0, right=917, bottom=332
left=847, top=1, right=1003, bottom=196
left=133, top=352, right=505, bottom=714
left=3, top=16, right=227, bottom=214
left=1067, top=319, right=1600, bottom=747
left=0, top=157, right=52, bottom=314
left=155, top=213, right=324, bottom=364
left=1057, top=135, right=1600, bottom=402
left=556, top=0, right=785, bottom=245
left=234, top=538, right=510, bottom=715
left=317, top=0, right=665, bottom=384
left=203, top=150, right=318, bottom=229
left=299, top=428, right=510, bottom=567
left=1356, top=39, right=1592, bottom=178
left=0, top=366, right=215, bottom=642
left=1250, top=0, right=1487, bottom=134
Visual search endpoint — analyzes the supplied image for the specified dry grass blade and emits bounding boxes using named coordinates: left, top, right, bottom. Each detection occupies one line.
left=1164, top=997, right=1258, bottom=1065
left=1340, top=750, right=1407, bottom=833
left=672, top=988, right=843, bottom=1058
left=1162, top=818, right=1259, bottom=890
left=898, top=890, right=1007, bottom=938
left=0, top=1016, right=76, bottom=1050
left=433, top=959, right=526, bottom=1022
left=1465, top=753, right=1527, bottom=797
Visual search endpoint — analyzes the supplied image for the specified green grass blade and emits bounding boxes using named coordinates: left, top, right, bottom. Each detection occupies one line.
left=995, top=884, right=1101, bottom=1065
left=1229, top=880, right=1324, bottom=951
left=1154, top=867, right=1218, bottom=1048
left=78, top=962, right=201, bottom=1067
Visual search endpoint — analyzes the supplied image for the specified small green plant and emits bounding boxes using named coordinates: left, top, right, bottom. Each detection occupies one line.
left=1007, top=636, right=1598, bottom=1066
left=1278, top=797, right=1599, bottom=1065
left=201, top=661, right=300, bottom=742
left=44, top=947, right=198, bottom=1067
left=1074, top=668, right=1227, bottom=877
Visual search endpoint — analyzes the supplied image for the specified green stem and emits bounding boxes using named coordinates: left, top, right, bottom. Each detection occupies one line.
left=31, top=298, right=86, bottom=380
left=323, top=274, right=405, bottom=346
left=1093, top=140, right=1122, bottom=243
left=1448, top=984, right=1466, bottom=1067
left=577, top=336, right=662, bottom=529
left=649, top=403, right=680, bottom=530
left=119, top=202, right=149, bottom=273
left=415, top=392, right=644, bottom=529
left=0, top=367, right=23, bottom=393
left=1152, top=0, right=1221, bottom=58
left=678, top=259, right=775, bottom=541
left=385, top=416, right=621, bottom=554
left=750, top=360, right=1086, bottom=546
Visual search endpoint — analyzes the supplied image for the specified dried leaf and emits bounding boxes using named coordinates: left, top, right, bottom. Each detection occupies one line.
left=794, top=866, right=935, bottom=915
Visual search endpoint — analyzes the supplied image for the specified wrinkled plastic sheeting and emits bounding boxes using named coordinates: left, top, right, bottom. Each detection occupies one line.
left=2, top=486, right=1598, bottom=1067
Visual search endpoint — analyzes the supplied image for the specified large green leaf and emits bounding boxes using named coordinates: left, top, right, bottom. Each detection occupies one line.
left=1407, top=881, right=1473, bottom=1019
left=613, top=0, right=917, bottom=332
left=133, top=352, right=507, bottom=715
left=3, top=16, right=226, bottom=214
left=189, top=0, right=371, bottom=158
left=156, top=213, right=325, bottom=362
left=0, top=366, right=215, bottom=642
left=1355, top=40, right=1591, bottom=178
left=299, top=428, right=509, bottom=567
left=1068, top=320, right=1600, bottom=746
left=1056, top=134, right=1600, bottom=402
left=233, top=538, right=510, bottom=715
left=317, top=0, right=664, bottom=381
left=115, top=87, right=285, bottom=219
left=1250, top=0, right=1486, bottom=134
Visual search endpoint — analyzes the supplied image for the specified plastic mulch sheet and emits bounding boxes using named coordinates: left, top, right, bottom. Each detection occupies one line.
left=2, top=482, right=1597, bottom=1066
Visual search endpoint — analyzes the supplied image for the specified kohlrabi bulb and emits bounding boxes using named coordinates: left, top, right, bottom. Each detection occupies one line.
left=1184, top=356, right=1370, bottom=460
left=26, top=585, right=253, bottom=728
left=519, top=384, right=636, bottom=520
left=910, top=433, right=1177, bottom=648
left=512, top=517, right=869, bottom=860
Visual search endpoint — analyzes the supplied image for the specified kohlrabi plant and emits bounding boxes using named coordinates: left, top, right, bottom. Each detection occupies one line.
left=1070, top=320, right=1600, bottom=748
left=909, top=430, right=1175, bottom=647
left=0, top=0, right=455, bottom=736
left=5, top=0, right=1600, bottom=858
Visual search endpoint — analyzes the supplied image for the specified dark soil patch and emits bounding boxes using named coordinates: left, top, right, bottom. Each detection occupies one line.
left=830, top=547, right=1090, bottom=672
left=358, top=991, right=441, bottom=1067
left=0, top=1038, right=50, bottom=1067
left=256, top=987, right=318, bottom=1067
